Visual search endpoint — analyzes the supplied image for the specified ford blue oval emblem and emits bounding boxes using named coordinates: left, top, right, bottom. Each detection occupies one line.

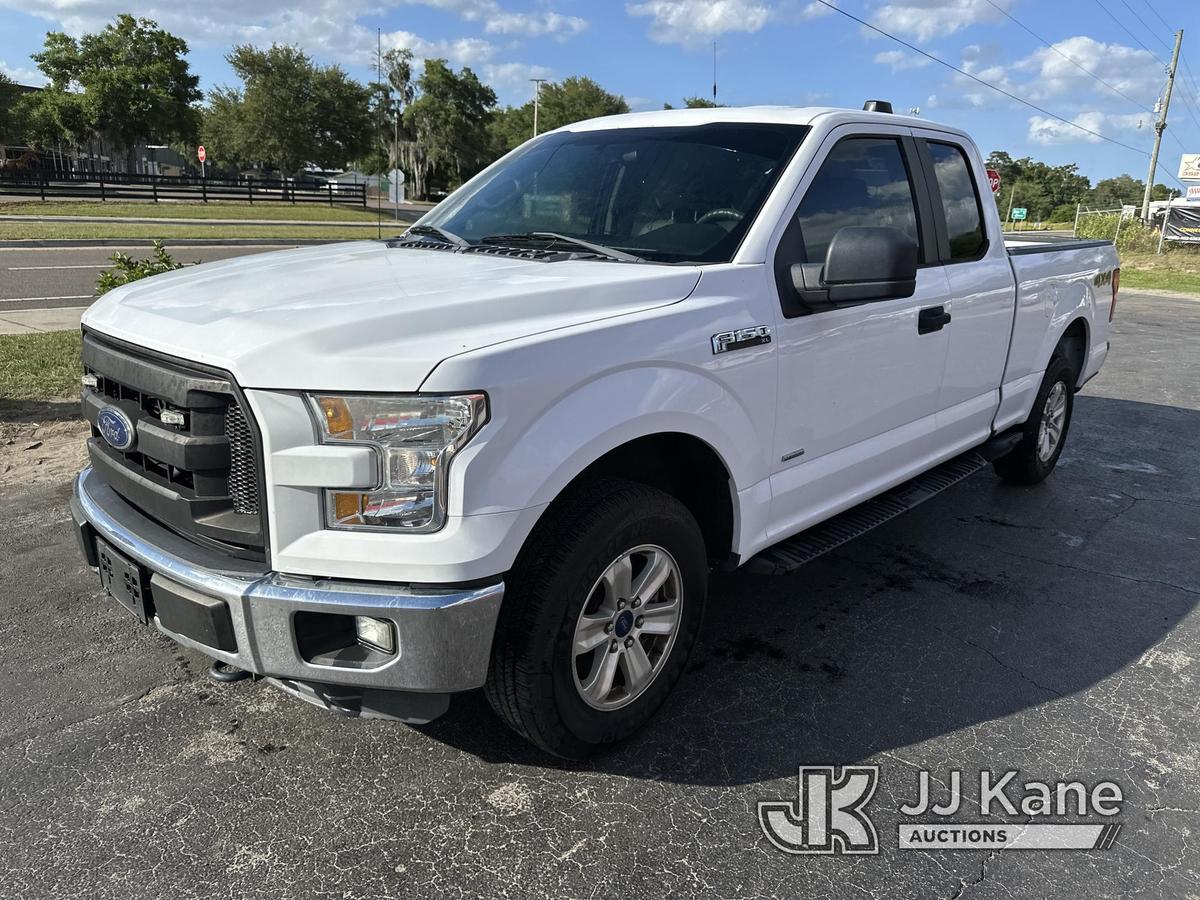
left=97, top=406, right=136, bottom=451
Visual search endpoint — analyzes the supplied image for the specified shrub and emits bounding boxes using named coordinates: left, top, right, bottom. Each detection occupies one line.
left=1075, top=214, right=1161, bottom=253
left=96, top=241, right=185, bottom=295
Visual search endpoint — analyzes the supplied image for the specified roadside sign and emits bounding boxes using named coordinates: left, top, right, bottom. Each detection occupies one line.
left=986, top=169, right=1001, bottom=193
left=1187, top=185, right=1200, bottom=203
left=387, top=168, right=406, bottom=204
left=1179, top=153, right=1200, bottom=181
left=197, top=145, right=206, bottom=163
left=1011, top=207, right=1027, bottom=221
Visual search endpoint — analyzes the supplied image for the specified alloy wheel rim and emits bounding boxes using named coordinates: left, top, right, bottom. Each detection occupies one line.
left=571, top=544, right=683, bottom=711
left=1037, top=381, right=1068, bottom=462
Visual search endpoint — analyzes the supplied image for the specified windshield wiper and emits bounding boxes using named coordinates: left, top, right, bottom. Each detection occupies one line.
left=404, top=224, right=469, bottom=247
left=478, top=232, right=644, bottom=262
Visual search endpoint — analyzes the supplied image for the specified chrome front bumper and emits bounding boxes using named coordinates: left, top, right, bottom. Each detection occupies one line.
left=71, top=467, right=505, bottom=701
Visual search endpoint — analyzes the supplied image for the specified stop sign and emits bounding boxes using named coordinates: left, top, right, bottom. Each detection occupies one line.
left=986, top=168, right=1001, bottom=193
left=197, top=145, right=206, bottom=163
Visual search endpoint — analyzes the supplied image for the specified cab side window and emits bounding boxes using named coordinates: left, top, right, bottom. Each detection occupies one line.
left=793, top=137, right=921, bottom=264
left=927, top=142, right=986, bottom=260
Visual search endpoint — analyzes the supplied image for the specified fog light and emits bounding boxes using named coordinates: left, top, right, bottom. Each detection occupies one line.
left=354, top=616, right=396, bottom=654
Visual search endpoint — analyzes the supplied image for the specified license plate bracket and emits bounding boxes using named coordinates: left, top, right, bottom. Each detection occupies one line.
left=96, top=539, right=151, bottom=623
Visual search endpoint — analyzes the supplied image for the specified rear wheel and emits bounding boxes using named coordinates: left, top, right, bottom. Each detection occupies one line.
left=485, top=478, right=707, bottom=758
left=993, top=353, right=1076, bottom=485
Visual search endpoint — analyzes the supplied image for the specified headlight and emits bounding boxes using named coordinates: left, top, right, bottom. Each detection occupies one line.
left=305, top=393, right=487, bottom=532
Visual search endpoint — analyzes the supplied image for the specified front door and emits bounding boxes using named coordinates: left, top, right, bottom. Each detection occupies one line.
left=767, top=126, right=953, bottom=542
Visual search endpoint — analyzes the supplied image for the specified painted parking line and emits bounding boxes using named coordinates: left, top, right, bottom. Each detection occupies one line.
left=6, top=264, right=109, bottom=270
left=0, top=301, right=93, bottom=309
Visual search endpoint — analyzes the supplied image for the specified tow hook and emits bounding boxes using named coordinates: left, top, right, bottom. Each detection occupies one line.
left=208, top=660, right=251, bottom=684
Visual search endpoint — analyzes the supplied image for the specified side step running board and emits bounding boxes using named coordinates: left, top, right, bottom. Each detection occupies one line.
left=746, top=449, right=989, bottom=575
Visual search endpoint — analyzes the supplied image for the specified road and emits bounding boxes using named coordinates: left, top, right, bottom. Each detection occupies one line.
left=0, top=245, right=304, bottom=312
left=0, top=291, right=1197, bottom=898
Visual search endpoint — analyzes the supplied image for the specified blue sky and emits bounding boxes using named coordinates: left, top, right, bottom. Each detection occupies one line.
left=1, top=0, right=1197, bottom=185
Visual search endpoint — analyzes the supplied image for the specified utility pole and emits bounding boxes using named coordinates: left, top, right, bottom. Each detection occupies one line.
left=530, top=78, right=546, bottom=137
left=713, top=40, right=718, bottom=103
left=1141, top=29, right=1183, bottom=221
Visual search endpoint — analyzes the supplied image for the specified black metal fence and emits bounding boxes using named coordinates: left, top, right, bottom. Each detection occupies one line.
left=0, top=170, right=367, bottom=206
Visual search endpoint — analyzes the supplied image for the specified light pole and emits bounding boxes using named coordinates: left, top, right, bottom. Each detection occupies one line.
left=530, top=78, right=547, bottom=137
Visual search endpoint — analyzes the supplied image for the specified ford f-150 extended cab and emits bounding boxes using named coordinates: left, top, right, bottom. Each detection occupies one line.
left=71, top=104, right=1118, bottom=757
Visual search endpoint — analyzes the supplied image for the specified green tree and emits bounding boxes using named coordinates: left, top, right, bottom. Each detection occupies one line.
left=491, top=76, right=627, bottom=154
left=226, top=44, right=317, bottom=173
left=197, top=86, right=247, bottom=171
left=0, top=72, right=21, bottom=142
left=13, top=87, right=91, bottom=152
left=1087, top=174, right=1170, bottom=209
left=664, top=96, right=723, bottom=109
left=368, top=48, right=416, bottom=173
left=402, top=59, right=497, bottom=195
left=218, top=44, right=371, bottom=173
left=311, top=64, right=373, bottom=170
left=985, top=151, right=1090, bottom=222
left=30, top=15, right=200, bottom=171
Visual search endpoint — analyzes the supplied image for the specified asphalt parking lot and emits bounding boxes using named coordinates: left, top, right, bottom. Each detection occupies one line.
left=0, top=290, right=1197, bottom=899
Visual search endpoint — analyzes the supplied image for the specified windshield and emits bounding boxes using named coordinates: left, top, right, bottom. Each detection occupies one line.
left=421, top=123, right=809, bottom=264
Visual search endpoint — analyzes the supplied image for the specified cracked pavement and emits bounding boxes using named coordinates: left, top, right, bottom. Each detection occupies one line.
left=1, top=290, right=1198, bottom=898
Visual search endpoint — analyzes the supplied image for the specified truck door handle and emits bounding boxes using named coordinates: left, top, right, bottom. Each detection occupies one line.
left=918, top=305, right=951, bottom=334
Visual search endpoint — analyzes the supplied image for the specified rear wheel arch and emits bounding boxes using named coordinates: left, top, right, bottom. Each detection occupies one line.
left=1057, top=317, right=1089, bottom=387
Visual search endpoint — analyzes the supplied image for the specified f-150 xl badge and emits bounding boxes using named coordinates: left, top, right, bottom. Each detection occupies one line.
left=712, top=326, right=772, bottom=355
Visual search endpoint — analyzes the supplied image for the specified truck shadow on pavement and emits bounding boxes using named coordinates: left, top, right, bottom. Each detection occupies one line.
left=416, top=395, right=1200, bottom=784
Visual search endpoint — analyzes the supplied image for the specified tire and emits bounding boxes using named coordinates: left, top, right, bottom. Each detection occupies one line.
left=993, top=353, right=1076, bottom=485
left=484, top=477, right=708, bottom=758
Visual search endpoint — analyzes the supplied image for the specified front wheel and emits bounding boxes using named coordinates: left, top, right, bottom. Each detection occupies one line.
left=485, top=478, right=707, bottom=758
left=993, top=353, right=1076, bottom=485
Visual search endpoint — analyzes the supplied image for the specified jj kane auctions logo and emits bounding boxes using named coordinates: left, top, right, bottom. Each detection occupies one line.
left=758, top=767, right=1124, bottom=854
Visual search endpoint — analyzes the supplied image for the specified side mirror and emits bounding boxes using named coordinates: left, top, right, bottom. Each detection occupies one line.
left=790, top=226, right=918, bottom=311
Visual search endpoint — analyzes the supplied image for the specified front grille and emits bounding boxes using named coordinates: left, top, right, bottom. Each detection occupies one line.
left=224, top=404, right=260, bottom=515
left=81, top=332, right=266, bottom=558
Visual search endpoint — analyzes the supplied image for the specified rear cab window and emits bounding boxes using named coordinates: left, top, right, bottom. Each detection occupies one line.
left=925, top=141, right=987, bottom=261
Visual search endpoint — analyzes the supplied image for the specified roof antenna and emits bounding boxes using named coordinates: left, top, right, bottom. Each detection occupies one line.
left=713, top=40, right=717, bottom=103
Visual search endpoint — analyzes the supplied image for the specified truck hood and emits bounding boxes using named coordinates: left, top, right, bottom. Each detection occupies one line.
left=82, top=241, right=702, bottom=391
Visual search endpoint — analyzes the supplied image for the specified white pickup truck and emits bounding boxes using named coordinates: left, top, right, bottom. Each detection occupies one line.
left=71, top=104, right=1118, bottom=757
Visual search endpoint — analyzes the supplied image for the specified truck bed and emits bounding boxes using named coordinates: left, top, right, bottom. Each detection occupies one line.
left=1004, top=234, right=1114, bottom=255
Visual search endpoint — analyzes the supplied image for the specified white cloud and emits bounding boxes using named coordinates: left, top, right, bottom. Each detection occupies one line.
left=1013, top=36, right=1161, bottom=105
left=873, top=49, right=930, bottom=71
left=1028, top=111, right=1147, bottom=145
left=0, top=60, right=46, bottom=86
left=626, top=0, right=774, bottom=47
left=870, top=0, right=1009, bottom=42
left=924, top=35, right=1160, bottom=143
left=0, top=0, right=558, bottom=104
left=399, top=0, right=588, bottom=39
left=481, top=61, right=556, bottom=94
left=385, top=30, right=498, bottom=68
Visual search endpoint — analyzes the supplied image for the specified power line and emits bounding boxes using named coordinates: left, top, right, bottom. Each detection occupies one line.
left=1137, top=0, right=1175, bottom=35
left=1116, top=0, right=1173, bottom=52
left=983, top=0, right=1153, bottom=114
left=1170, top=78, right=1200, bottom=134
left=1091, top=0, right=1165, bottom=63
left=809, top=0, right=1155, bottom=158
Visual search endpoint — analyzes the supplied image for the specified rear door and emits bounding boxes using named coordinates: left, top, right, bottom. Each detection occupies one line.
left=766, top=124, right=953, bottom=541
left=911, top=132, right=1016, bottom=446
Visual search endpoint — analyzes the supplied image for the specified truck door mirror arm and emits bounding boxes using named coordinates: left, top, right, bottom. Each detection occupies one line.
left=788, top=226, right=919, bottom=313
